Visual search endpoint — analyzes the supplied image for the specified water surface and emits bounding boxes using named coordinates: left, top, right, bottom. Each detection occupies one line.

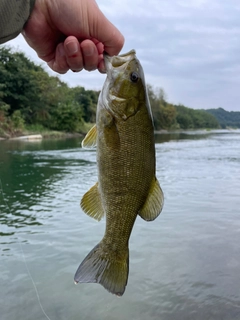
left=0, top=130, right=240, bottom=320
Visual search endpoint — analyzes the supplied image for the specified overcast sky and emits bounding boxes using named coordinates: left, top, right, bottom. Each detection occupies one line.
left=6, top=0, right=240, bottom=111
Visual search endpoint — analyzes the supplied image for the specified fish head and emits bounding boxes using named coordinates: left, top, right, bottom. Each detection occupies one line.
left=101, top=50, right=149, bottom=120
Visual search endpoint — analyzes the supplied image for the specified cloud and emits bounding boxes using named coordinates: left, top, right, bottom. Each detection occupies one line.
left=5, top=0, right=240, bottom=111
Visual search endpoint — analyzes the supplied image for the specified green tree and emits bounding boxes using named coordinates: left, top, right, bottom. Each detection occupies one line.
left=72, top=86, right=99, bottom=123
left=0, top=46, right=87, bottom=133
left=206, top=108, right=240, bottom=128
left=148, top=85, right=177, bottom=130
left=49, top=101, right=84, bottom=132
left=0, top=47, right=43, bottom=116
left=175, top=104, right=219, bottom=129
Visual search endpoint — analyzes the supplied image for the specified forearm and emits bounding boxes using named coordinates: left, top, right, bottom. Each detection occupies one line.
left=0, top=0, right=35, bottom=44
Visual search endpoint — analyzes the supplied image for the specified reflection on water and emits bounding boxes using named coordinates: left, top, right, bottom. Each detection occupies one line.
left=0, top=138, right=96, bottom=235
left=154, top=129, right=212, bottom=143
left=0, top=130, right=240, bottom=320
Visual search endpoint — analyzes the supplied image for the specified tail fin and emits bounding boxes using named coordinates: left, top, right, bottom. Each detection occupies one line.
left=74, top=243, right=129, bottom=296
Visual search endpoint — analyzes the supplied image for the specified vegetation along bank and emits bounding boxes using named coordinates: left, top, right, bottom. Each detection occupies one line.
left=0, top=47, right=239, bottom=138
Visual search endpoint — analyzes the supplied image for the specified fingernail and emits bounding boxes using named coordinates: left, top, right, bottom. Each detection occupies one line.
left=66, top=41, right=78, bottom=55
left=83, top=46, right=94, bottom=56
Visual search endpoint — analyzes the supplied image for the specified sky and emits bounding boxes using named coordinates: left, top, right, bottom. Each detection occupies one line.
left=5, top=0, right=240, bottom=111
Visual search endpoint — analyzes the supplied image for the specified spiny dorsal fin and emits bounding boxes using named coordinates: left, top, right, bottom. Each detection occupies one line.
left=139, top=177, right=164, bottom=221
left=82, top=124, right=97, bottom=148
left=80, top=182, right=104, bottom=221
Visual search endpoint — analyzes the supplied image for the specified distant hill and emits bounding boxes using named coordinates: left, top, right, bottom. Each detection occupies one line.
left=174, top=104, right=219, bottom=129
left=206, top=108, right=240, bottom=128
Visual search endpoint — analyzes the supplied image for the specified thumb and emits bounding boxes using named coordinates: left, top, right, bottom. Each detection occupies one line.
left=90, top=10, right=124, bottom=56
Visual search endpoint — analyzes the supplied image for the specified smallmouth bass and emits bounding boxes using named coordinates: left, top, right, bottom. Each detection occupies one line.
left=74, top=50, right=164, bottom=296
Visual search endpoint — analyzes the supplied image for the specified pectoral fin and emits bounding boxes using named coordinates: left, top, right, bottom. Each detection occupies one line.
left=82, top=124, right=97, bottom=148
left=139, top=178, right=164, bottom=221
left=80, top=182, right=104, bottom=221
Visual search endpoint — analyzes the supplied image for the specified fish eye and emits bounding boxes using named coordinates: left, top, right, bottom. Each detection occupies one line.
left=130, top=72, right=139, bottom=83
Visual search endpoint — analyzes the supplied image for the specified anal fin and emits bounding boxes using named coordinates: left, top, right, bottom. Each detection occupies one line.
left=80, top=182, right=104, bottom=221
left=139, top=177, right=164, bottom=221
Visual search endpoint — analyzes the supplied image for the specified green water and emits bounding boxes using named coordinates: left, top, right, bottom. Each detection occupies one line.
left=0, top=130, right=240, bottom=320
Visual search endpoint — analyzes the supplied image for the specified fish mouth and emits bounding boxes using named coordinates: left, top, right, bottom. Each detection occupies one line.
left=102, top=49, right=137, bottom=107
left=104, top=49, right=136, bottom=70
left=118, top=49, right=136, bottom=58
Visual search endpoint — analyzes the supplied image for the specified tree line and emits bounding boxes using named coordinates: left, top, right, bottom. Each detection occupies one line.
left=0, top=46, right=225, bottom=137
left=206, top=108, right=240, bottom=129
left=0, top=46, right=99, bottom=136
left=148, top=86, right=219, bottom=130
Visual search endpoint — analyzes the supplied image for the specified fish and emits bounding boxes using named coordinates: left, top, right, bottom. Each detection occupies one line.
left=74, top=49, right=164, bottom=296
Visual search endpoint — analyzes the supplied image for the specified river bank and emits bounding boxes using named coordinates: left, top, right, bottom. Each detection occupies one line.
left=0, top=123, right=92, bottom=140
left=0, top=131, right=83, bottom=141
left=0, top=127, right=237, bottom=141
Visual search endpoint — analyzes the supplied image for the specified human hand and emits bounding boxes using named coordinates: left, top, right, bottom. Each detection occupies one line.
left=22, top=0, right=124, bottom=74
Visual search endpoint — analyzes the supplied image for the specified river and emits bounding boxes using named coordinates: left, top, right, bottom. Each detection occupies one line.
left=0, top=130, right=240, bottom=320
